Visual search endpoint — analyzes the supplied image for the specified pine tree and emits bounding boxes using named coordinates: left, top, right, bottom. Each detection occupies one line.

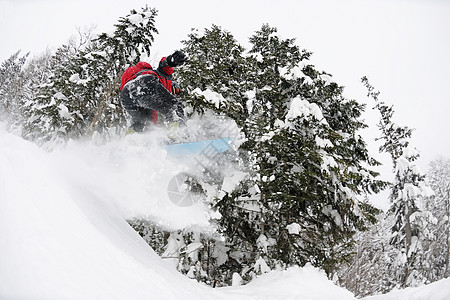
left=80, top=5, right=158, bottom=133
left=23, top=43, right=83, bottom=145
left=178, top=25, right=249, bottom=122
left=175, top=25, right=387, bottom=284
left=362, top=76, right=434, bottom=288
left=426, top=158, right=450, bottom=280
left=22, top=6, right=158, bottom=146
left=337, top=211, right=396, bottom=297
left=241, top=25, right=386, bottom=275
left=0, top=51, right=29, bottom=125
left=18, top=50, right=54, bottom=133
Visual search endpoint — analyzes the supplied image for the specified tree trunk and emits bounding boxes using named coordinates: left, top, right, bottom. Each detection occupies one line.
left=403, top=200, right=412, bottom=287
left=89, top=74, right=121, bottom=133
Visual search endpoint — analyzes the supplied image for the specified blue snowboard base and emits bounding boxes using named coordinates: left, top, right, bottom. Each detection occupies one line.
left=166, top=137, right=233, bottom=157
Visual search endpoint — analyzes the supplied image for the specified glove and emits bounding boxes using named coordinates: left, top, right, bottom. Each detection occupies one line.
left=172, top=81, right=181, bottom=96
left=167, top=121, right=181, bottom=141
left=168, top=121, right=180, bottom=132
left=167, top=50, right=187, bottom=67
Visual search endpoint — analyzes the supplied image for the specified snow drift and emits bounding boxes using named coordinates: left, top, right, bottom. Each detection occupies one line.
left=0, top=125, right=448, bottom=300
left=364, top=278, right=450, bottom=300
left=0, top=129, right=212, bottom=299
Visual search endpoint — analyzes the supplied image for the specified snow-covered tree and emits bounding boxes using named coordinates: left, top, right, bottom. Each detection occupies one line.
left=175, top=25, right=387, bottom=284
left=363, top=77, right=435, bottom=288
left=178, top=25, right=249, bottom=121
left=241, top=26, right=386, bottom=275
left=425, top=158, right=450, bottom=280
left=22, top=6, right=158, bottom=147
left=22, top=43, right=81, bottom=145
left=18, top=51, right=54, bottom=132
left=0, top=50, right=55, bottom=136
left=0, top=51, right=29, bottom=125
left=337, top=211, right=395, bottom=297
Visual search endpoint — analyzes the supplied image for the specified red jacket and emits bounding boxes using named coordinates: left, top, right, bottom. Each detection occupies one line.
left=120, top=58, right=174, bottom=92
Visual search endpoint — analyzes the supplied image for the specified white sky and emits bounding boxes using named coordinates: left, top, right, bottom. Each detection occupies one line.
left=1, top=0, right=449, bottom=209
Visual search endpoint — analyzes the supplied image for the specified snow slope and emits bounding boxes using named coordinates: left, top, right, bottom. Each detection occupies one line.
left=0, top=126, right=448, bottom=300
left=0, top=129, right=212, bottom=299
left=364, top=278, right=450, bottom=300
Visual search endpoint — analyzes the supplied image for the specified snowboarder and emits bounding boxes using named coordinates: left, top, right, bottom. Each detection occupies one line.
left=120, top=50, right=187, bottom=133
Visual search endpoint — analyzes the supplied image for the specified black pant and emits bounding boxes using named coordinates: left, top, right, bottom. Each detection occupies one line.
left=120, top=74, right=184, bottom=132
left=126, top=108, right=155, bottom=132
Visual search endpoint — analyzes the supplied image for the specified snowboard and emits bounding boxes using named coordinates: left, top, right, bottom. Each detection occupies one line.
left=166, top=137, right=233, bottom=157
left=165, top=137, right=234, bottom=207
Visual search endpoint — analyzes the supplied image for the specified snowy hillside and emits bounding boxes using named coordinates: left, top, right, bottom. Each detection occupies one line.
left=0, top=125, right=448, bottom=300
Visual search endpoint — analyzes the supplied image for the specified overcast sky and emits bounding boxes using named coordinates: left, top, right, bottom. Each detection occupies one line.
left=1, top=0, right=449, bottom=208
